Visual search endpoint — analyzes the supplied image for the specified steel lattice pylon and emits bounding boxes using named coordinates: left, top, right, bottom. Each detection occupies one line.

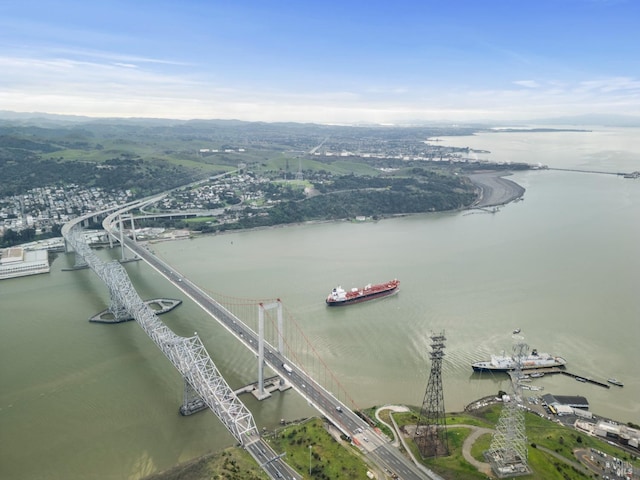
left=486, top=342, right=531, bottom=477
left=414, top=331, right=449, bottom=458
left=63, top=226, right=259, bottom=446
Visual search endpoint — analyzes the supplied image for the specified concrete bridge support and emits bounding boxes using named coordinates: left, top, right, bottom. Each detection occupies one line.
left=73, top=251, right=88, bottom=268
left=257, top=301, right=283, bottom=399
left=180, top=379, right=207, bottom=415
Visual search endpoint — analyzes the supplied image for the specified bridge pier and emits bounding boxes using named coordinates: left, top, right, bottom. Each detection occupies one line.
left=180, top=379, right=207, bottom=416
left=119, top=215, right=127, bottom=261
left=63, top=232, right=88, bottom=267
left=90, top=298, right=182, bottom=323
left=73, top=252, right=88, bottom=268
left=112, top=213, right=139, bottom=262
left=103, top=261, right=134, bottom=322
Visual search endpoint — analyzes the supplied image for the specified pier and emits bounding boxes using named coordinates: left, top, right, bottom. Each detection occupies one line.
left=509, top=367, right=610, bottom=389
left=559, top=371, right=610, bottom=389
left=547, top=167, right=631, bottom=177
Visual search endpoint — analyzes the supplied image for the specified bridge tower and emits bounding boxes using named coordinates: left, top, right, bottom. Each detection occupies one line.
left=485, top=341, right=531, bottom=477
left=414, top=331, right=449, bottom=457
left=257, top=300, right=284, bottom=399
left=117, top=214, right=137, bottom=261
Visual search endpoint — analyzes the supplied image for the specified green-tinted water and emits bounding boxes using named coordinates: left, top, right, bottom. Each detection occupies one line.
left=1, top=127, right=639, bottom=479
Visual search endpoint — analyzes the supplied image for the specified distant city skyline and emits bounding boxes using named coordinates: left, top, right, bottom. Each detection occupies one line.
left=1, top=0, right=639, bottom=124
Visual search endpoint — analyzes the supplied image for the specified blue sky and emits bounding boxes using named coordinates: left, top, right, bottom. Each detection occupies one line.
left=1, top=0, right=639, bottom=124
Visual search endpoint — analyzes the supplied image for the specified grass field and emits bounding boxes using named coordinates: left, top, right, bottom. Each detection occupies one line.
left=143, top=404, right=640, bottom=480
left=267, top=418, right=370, bottom=479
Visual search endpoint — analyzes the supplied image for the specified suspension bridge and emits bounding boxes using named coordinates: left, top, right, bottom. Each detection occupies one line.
left=61, top=196, right=438, bottom=480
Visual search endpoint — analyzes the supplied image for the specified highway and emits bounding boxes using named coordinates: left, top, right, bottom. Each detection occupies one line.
left=102, top=205, right=439, bottom=480
left=247, top=439, right=300, bottom=480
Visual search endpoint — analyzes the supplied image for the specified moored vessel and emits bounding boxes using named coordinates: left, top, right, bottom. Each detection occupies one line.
left=326, top=279, right=399, bottom=306
left=472, top=348, right=567, bottom=372
left=607, top=378, right=624, bottom=387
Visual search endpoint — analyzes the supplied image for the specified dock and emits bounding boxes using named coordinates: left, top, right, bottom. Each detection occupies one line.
left=509, top=367, right=610, bottom=389
left=559, top=371, right=610, bottom=389
left=547, top=167, right=627, bottom=176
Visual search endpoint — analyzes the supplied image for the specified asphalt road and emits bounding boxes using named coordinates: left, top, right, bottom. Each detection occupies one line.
left=121, top=236, right=437, bottom=479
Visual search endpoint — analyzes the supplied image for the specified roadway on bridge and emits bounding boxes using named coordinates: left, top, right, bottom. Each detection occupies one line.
left=104, top=202, right=439, bottom=480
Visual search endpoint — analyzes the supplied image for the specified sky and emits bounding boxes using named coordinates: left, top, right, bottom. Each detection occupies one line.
left=1, top=0, right=639, bottom=124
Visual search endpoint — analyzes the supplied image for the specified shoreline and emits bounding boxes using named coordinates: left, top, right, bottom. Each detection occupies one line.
left=465, top=171, right=526, bottom=208
left=145, top=171, right=527, bottom=242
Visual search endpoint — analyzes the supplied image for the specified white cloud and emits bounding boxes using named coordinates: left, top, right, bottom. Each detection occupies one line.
left=2, top=50, right=640, bottom=123
left=513, top=80, right=540, bottom=89
left=46, top=46, right=191, bottom=67
left=577, top=77, right=640, bottom=93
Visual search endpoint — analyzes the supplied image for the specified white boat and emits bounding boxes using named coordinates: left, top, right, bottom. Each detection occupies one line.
left=472, top=349, right=566, bottom=372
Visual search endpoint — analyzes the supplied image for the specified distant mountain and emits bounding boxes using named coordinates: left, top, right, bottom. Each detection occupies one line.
left=0, top=110, right=92, bottom=124
left=0, top=111, right=191, bottom=128
left=2, top=109, right=639, bottom=129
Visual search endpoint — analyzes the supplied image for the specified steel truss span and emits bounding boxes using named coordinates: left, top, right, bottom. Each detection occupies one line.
left=63, top=226, right=258, bottom=446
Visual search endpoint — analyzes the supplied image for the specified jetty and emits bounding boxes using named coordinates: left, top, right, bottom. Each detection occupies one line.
left=508, top=367, right=610, bottom=389
left=559, top=371, right=610, bottom=389
left=547, top=167, right=633, bottom=177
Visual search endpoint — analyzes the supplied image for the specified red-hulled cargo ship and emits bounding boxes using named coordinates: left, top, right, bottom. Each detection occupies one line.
left=326, top=279, right=400, bottom=306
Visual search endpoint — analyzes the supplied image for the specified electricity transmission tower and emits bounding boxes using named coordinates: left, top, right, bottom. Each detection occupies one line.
left=485, top=341, right=531, bottom=477
left=295, top=157, right=303, bottom=180
left=414, top=331, right=449, bottom=457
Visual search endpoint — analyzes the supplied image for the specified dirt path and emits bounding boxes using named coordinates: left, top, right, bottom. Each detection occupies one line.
left=454, top=425, right=494, bottom=477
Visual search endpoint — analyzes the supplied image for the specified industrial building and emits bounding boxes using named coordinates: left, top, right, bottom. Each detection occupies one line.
left=0, top=247, right=50, bottom=280
left=575, top=419, right=640, bottom=450
left=541, top=393, right=589, bottom=411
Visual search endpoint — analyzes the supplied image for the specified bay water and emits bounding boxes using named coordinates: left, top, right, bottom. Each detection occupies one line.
left=1, top=127, right=639, bottom=479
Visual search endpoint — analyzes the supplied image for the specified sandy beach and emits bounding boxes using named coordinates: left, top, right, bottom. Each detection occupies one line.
left=466, top=171, right=526, bottom=208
